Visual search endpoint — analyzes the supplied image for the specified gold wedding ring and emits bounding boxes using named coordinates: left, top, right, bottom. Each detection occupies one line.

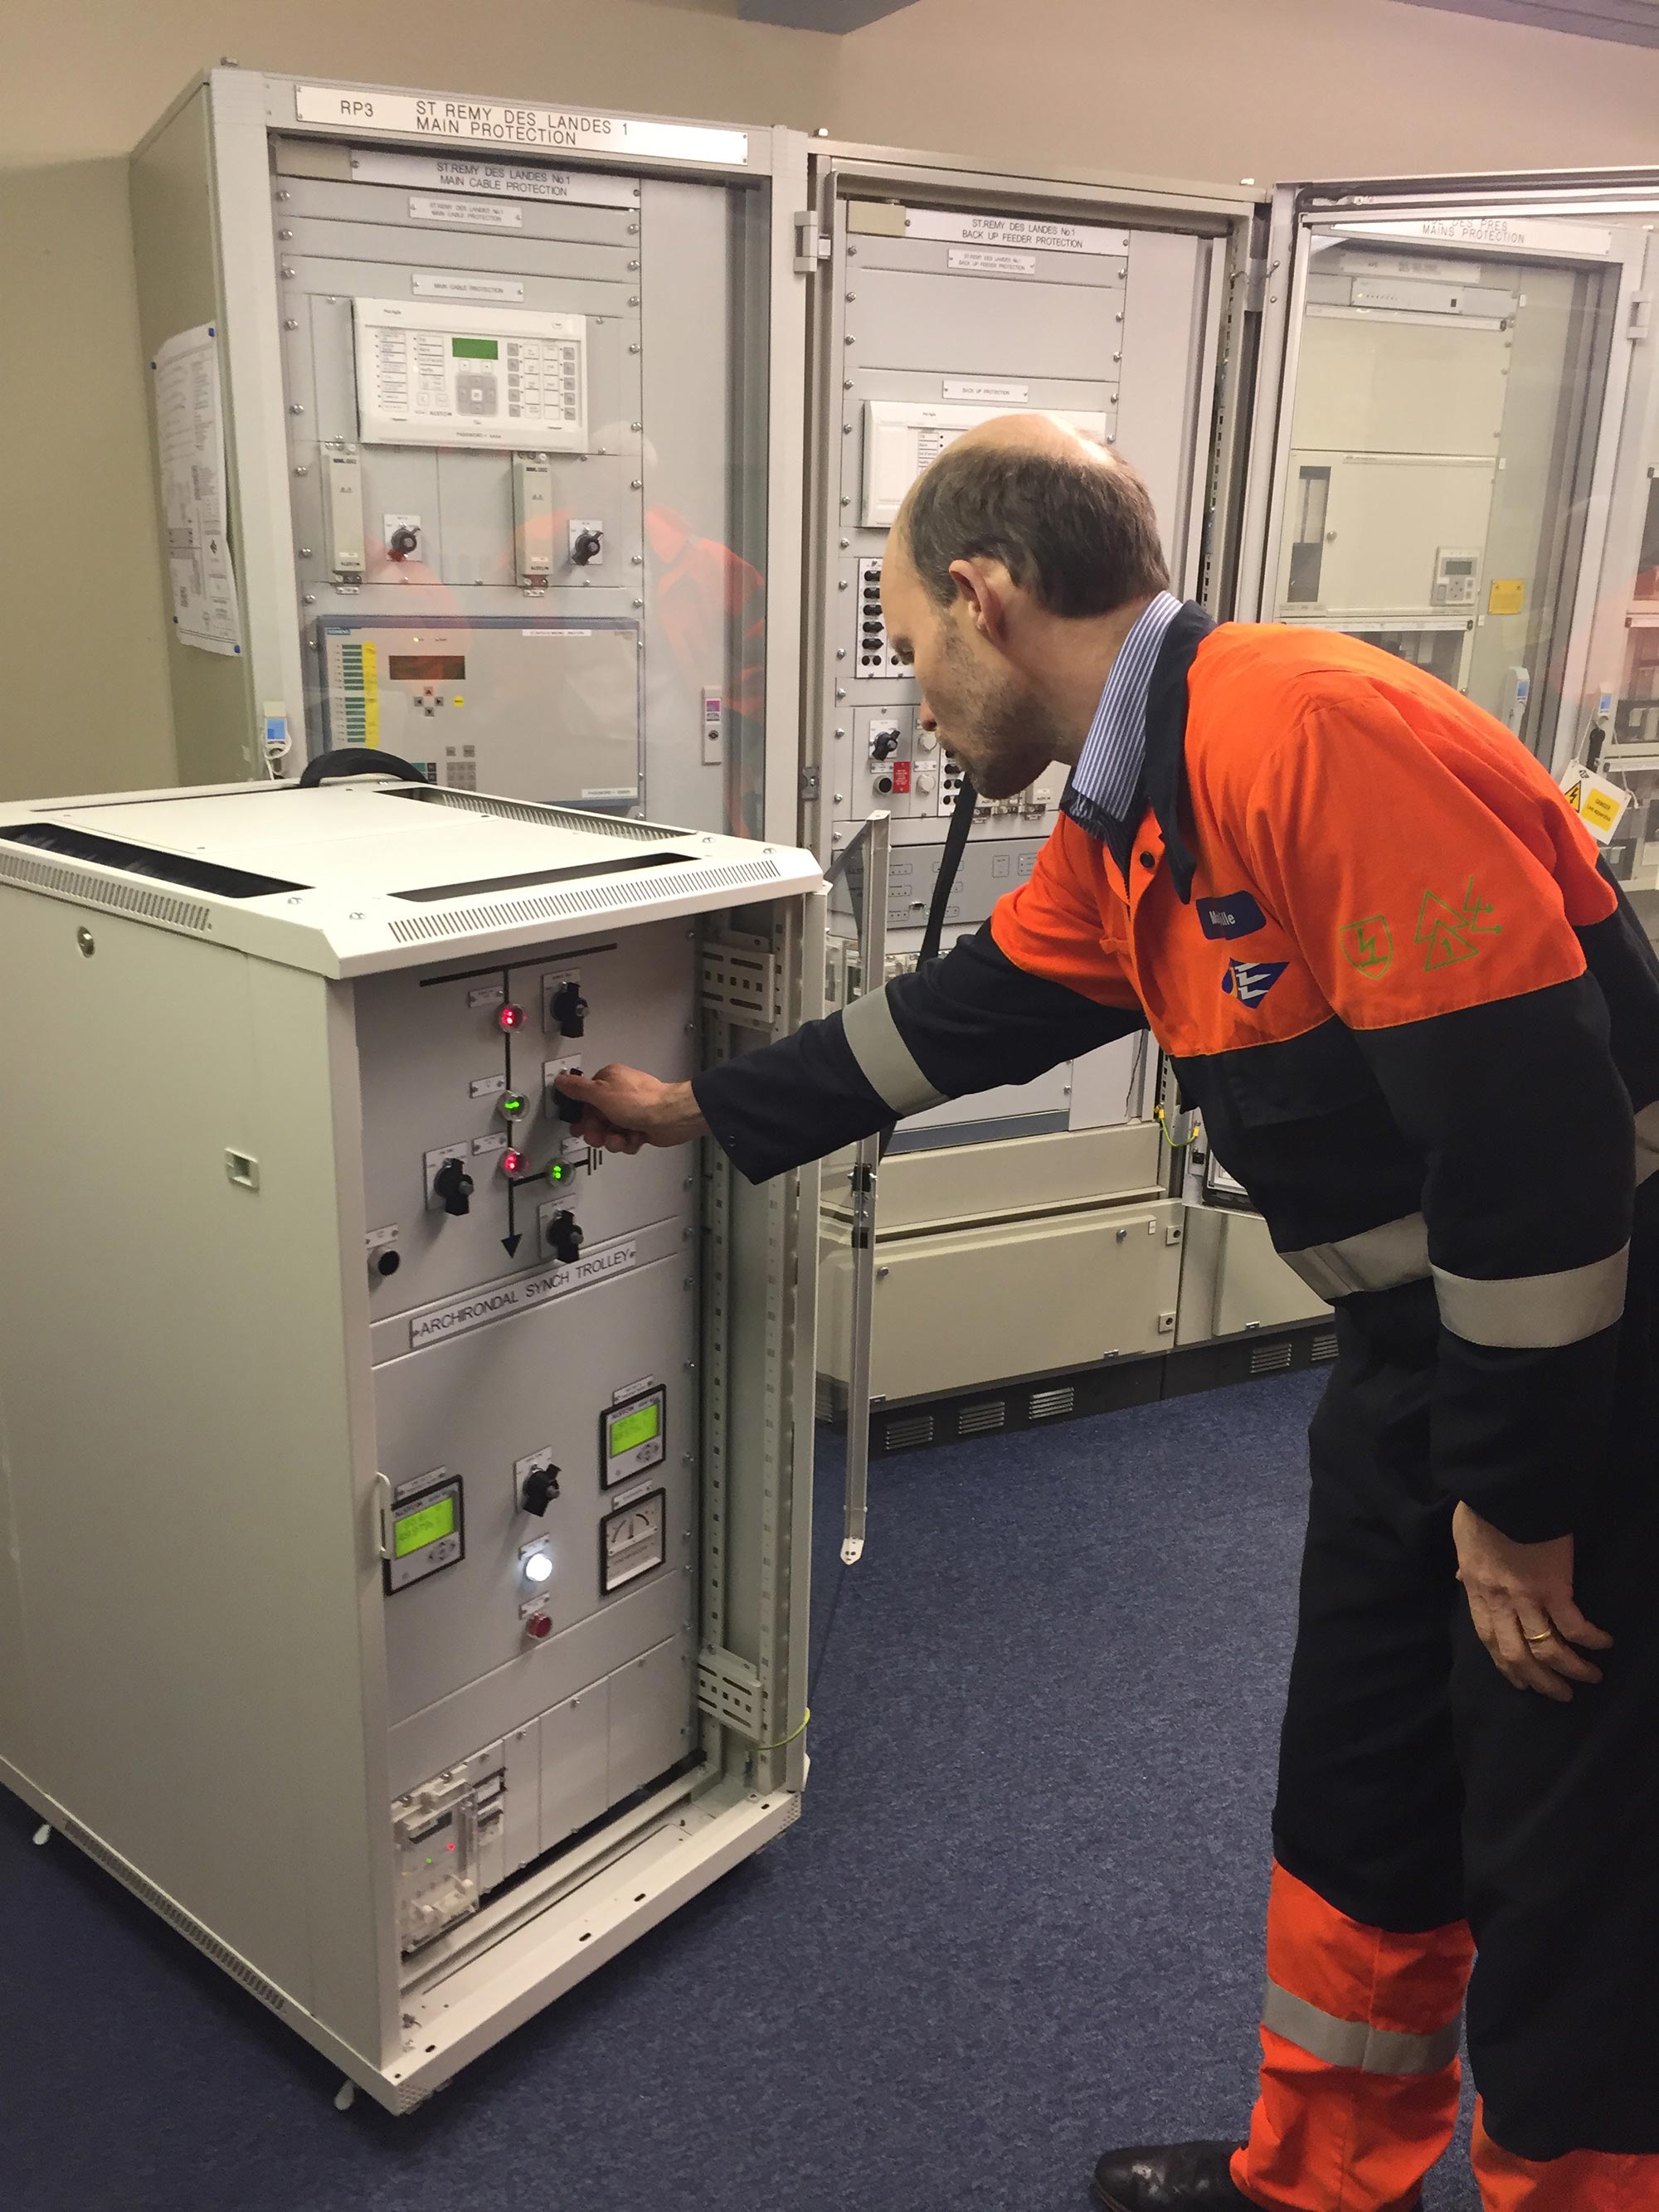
left=1524, top=1627, right=1556, bottom=1644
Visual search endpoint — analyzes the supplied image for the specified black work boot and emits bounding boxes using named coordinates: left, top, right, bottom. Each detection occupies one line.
left=1090, top=2142, right=1257, bottom=2210
left=1090, top=2140, right=1424, bottom=2210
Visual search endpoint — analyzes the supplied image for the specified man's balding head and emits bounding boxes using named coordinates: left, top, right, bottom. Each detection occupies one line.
left=893, top=412, right=1169, bottom=617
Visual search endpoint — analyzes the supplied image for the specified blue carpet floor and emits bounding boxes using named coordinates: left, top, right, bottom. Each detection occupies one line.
left=0, top=1370, right=1481, bottom=2211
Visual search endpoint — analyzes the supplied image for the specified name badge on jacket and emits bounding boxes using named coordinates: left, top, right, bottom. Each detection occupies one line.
left=1198, top=892, right=1267, bottom=941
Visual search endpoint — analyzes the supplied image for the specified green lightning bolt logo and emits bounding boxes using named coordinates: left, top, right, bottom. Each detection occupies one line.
left=1341, top=913, right=1394, bottom=977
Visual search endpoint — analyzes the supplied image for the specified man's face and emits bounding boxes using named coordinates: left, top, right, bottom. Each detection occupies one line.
left=881, top=537, right=1064, bottom=801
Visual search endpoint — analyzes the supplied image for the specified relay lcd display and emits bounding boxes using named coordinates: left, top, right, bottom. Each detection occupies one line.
left=602, top=1383, right=667, bottom=1488
left=395, top=1496, right=455, bottom=1558
left=383, top=1474, right=465, bottom=1593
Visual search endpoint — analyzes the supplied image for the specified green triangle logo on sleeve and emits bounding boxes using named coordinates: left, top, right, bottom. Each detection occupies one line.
left=1415, top=878, right=1501, bottom=971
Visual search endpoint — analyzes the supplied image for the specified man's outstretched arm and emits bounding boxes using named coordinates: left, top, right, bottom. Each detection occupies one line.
left=556, top=900, right=1143, bottom=1184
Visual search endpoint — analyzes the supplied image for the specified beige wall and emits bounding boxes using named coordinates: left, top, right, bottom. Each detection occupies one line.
left=5, top=0, right=1659, bottom=800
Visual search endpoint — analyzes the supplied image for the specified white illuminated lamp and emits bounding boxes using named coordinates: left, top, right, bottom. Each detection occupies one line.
left=523, top=1550, right=554, bottom=1585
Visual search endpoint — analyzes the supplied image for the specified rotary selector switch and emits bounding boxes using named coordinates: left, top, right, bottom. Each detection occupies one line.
left=433, top=1158, right=474, bottom=1217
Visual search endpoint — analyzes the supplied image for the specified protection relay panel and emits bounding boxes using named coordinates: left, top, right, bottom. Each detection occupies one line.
left=316, top=615, right=640, bottom=805
left=353, top=299, right=588, bottom=452
left=0, top=775, right=823, bottom=2109
left=130, top=70, right=805, bottom=838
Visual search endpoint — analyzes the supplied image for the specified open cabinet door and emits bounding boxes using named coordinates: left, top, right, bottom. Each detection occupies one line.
left=1237, top=177, right=1652, bottom=777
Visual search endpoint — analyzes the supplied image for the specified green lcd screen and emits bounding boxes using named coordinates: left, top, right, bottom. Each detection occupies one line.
left=396, top=1496, right=456, bottom=1558
left=451, top=337, right=499, bottom=360
left=610, top=1403, right=660, bottom=1457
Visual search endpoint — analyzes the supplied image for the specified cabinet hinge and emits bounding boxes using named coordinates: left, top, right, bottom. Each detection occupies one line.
left=800, top=765, right=822, bottom=800
left=1630, top=293, right=1652, bottom=343
left=1242, top=257, right=1270, bottom=314
left=793, top=212, right=830, bottom=275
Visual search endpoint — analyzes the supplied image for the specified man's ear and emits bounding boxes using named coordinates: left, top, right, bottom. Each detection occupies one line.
left=946, top=557, right=1010, bottom=645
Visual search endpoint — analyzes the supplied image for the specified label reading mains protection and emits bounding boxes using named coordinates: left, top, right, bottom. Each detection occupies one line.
left=297, top=87, right=749, bottom=166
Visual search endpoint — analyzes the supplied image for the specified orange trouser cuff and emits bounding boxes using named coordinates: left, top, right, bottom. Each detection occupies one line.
left=1233, top=1864, right=1473, bottom=2212
left=1472, top=2103, right=1659, bottom=2210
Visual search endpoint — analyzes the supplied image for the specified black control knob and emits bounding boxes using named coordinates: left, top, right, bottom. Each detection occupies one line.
left=373, top=1247, right=401, bottom=1278
left=388, top=524, right=420, bottom=561
left=519, top=1463, right=562, bottom=1516
left=547, top=1210, right=584, bottom=1265
left=571, top=527, right=603, bottom=566
left=553, top=1085, right=584, bottom=1125
left=551, top=981, right=588, bottom=1038
left=870, top=729, right=901, bottom=761
left=433, top=1157, right=474, bottom=1217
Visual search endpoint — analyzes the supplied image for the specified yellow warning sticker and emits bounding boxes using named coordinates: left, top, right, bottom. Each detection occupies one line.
left=1559, top=762, right=1632, bottom=844
left=1488, top=579, right=1525, bottom=615
left=362, top=641, right=380, bottom=747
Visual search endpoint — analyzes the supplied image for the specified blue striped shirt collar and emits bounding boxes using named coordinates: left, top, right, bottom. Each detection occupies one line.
left=1059, top=591, right=1185, bottom=859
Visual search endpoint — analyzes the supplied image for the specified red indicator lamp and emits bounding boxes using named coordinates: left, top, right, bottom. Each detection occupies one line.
left=501, top=1148, right=523, bottom=1175
left=497, top=1003, right=525, bottom=1032
left=524, top=1612, right=552, bottom=1641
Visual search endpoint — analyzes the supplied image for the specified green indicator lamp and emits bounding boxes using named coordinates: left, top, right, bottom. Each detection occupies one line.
left=547, top=1160, right=567, bottom=1184
left=500, top=1093, right=527, bottom=1121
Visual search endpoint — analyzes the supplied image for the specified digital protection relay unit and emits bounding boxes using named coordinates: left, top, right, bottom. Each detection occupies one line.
left=0, top=775, right=823, bottom=2110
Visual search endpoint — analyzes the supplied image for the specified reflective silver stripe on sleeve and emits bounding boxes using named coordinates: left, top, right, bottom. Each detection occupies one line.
left=1280, top=1213, right=1431, bottom=1302
left=841, top=987, right=946, bottom=1116
left=1262, top=1981, right=1462, bottom=2076
left=1636, top=1099, right=1659, bottom=1186
left=1433, top=1246, right=1629, bottom=1349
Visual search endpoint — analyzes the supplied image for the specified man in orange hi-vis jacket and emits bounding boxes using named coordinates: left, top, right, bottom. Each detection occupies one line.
left=555, top=416, right=1659, bottom=2212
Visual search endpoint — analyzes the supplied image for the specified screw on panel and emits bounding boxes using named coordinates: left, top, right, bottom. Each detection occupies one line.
left=629, top=343, right=641, bottom=354
left=279, top=227, right=294, bottom=240
left=630, top=478, right=643, bottom=489
left=75, top=929, right=95, bottom=959
left=275, top=188, right=290, bottom=201
left=284, top=317, right=299, bottom=331
left=844, top=334, right=855, bottom=346
left=845, top=291, right=856, bottom=301
left=281, top=267, right=296, bottom=279
left=294, top=464, right=308, bottom=476
left=299, top=546, right=313, bottom=557
left=289, top=403, right=304, bottom=416
left=840, top=494, right=851, bottom=508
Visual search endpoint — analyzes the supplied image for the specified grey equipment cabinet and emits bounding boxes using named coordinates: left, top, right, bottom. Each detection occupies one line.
left=1175, top=164, right=1657, bottom=1365
left=130, top=70, right=809, bottom=843
left=795, top=136, right=1266, bottom=1448
left=0, top=776, right=824, bottom=2109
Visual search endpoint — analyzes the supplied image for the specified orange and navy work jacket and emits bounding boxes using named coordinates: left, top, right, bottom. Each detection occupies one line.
left=695, top=612, right=1659, bottom=1539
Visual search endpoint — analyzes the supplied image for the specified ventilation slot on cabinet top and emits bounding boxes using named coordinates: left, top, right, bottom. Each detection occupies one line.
left=1249, top=1340, right=1295, bottom=1375
left=1311, top=1332, right=1340, bottom=1363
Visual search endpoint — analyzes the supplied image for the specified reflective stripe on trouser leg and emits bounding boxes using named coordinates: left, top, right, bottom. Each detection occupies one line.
left=1231, top=1864, right=1473, bottom=2212
left=1472, top=2101, right=1659, bottom=2211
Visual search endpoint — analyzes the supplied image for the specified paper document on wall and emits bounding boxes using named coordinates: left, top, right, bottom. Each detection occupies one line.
left=152, top=325, right=242, bottom=656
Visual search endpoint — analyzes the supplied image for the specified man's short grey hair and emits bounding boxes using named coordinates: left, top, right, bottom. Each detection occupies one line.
left=901, top=441, right=1170, bottom=617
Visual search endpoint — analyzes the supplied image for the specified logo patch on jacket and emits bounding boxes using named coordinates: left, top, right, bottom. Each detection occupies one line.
left=1222, top=958, right=1288, bottom=1009
left=1198, top=891, right=1267, bottom=940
